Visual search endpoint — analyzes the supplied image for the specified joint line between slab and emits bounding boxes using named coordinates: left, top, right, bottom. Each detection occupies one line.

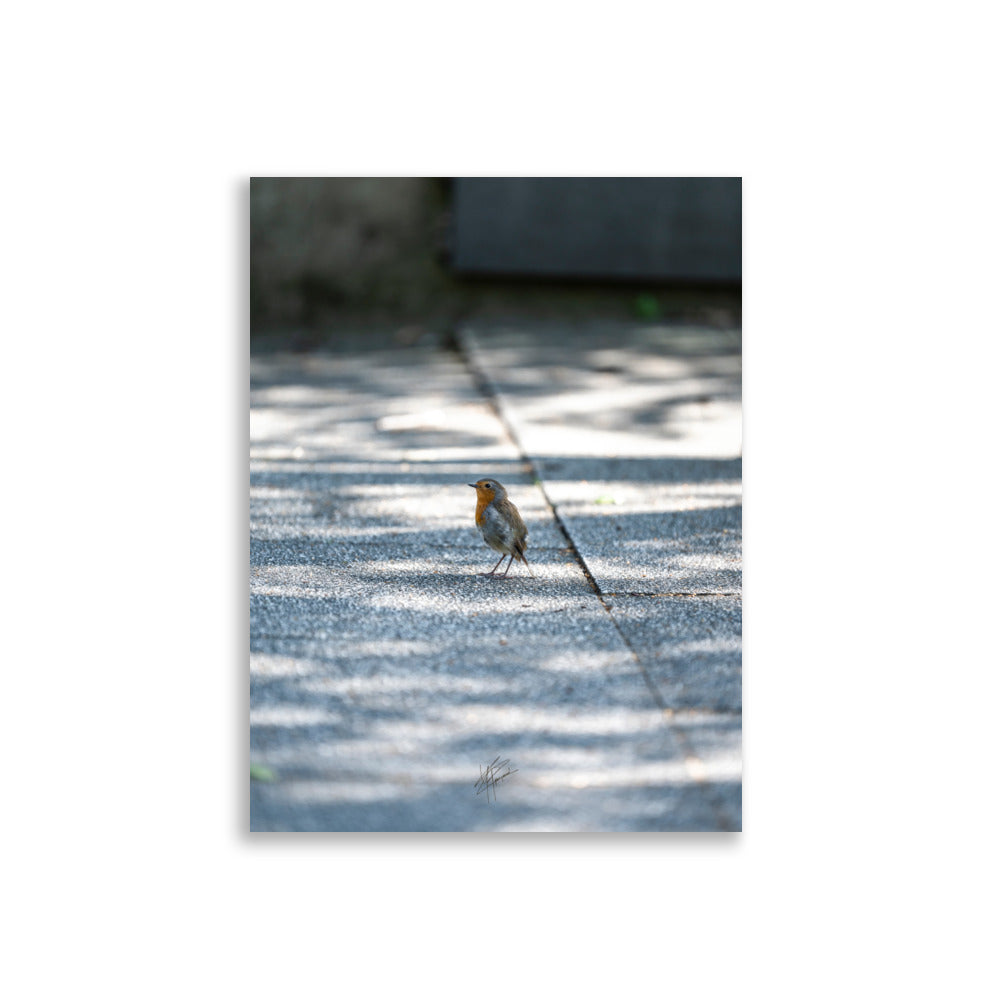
left=603, top=591, right=741, bottom=598
left=451, top=328, right=602, bottom=595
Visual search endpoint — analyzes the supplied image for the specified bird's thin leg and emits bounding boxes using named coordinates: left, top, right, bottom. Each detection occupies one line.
left=484, top=553, right=506, bottom=576
left=501, top=554, right=515, bottom=577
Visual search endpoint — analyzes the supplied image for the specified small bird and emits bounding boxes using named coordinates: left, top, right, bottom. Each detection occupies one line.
left=468, top=478, right=535, bottom=578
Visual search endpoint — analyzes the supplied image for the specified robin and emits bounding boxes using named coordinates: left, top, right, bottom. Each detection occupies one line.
left=467, top=478, right=535, bottom=578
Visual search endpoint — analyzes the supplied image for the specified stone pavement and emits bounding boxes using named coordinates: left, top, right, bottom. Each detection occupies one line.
left=250, top=319, right=741, bottom=832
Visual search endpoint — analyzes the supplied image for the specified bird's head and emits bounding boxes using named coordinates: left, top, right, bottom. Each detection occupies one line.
left=467, top=478, right=507, bottom=501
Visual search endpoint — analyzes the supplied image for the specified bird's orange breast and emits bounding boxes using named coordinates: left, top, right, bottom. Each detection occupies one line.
left=474, top=493, right=491, bottom=526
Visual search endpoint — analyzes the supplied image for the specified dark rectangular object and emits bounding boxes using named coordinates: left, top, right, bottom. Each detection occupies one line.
left=452, top=177, right=741, bottom=282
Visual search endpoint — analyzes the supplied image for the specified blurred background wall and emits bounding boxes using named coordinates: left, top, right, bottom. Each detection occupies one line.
left=249, top=177, right=741, bottom=340
left=451, top=178, right=741, bottom=281
left=250, top=178, right=450, bottom=327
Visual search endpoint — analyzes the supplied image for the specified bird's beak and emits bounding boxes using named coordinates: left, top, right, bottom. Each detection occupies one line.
left=467, top=483, right=477, bottom=488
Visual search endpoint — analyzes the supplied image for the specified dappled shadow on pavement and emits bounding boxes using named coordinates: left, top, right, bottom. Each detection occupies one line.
left=251, top=548, right=740, bottom=831
left=250, top=327, right=741, bottom=831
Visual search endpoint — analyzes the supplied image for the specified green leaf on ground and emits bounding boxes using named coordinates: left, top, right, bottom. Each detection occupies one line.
left=594, top=495, right=619, bottom=505
left=250, top=764, right=275, bottom=782
left=634, top=293, right=662, bottom=320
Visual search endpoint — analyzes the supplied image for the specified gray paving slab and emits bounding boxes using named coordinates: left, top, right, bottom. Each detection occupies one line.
left=667, top=712, right=741, bottom=829
left=530, top=474, right=741, bottom=595
left=250, top=326, right=741, bottom=832
left=461, top=322, right=742, bottom=597
left=460, top=320, right=742, bottom=824
left=250, top=568, right=688, bottom=831
left=606, top=595, right=743, bottom=712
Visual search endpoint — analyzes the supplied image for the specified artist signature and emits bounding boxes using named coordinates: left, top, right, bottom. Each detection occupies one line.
left=474, top=756, right=518, bottom=803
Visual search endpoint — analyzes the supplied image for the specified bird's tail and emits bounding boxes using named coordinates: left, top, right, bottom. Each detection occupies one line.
left=518, top=552, right=536, bottom=578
